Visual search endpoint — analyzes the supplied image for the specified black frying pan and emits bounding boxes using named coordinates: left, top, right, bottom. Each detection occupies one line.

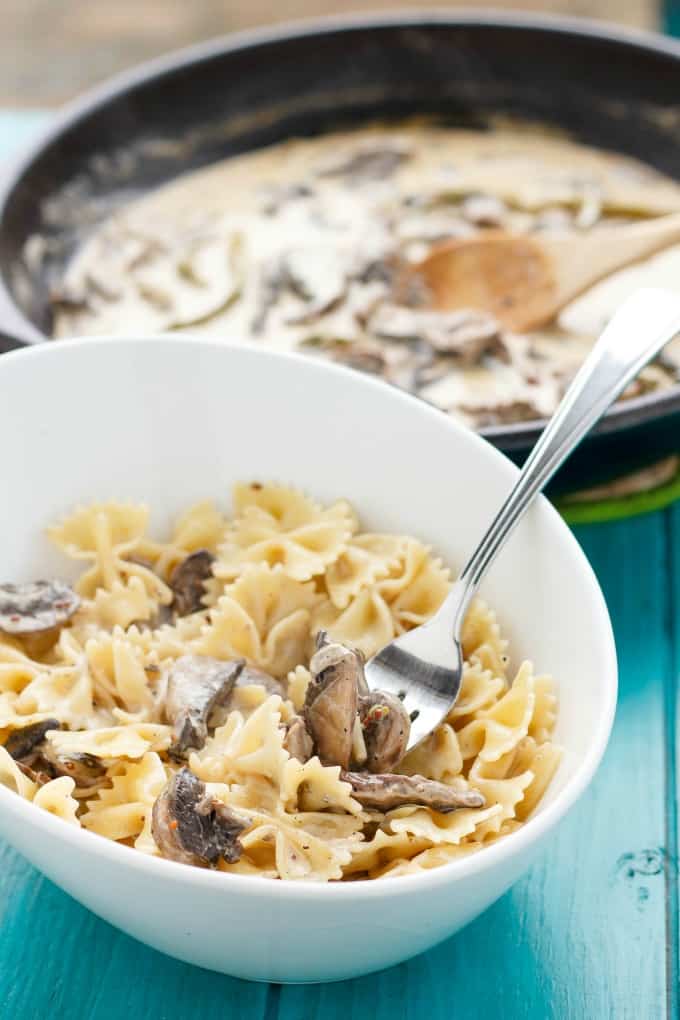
left=2, top=12, right=680, bottom=493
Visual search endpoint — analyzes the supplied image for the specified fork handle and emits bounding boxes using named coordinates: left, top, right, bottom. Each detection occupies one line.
left=447, top=288, right=680, bottom=640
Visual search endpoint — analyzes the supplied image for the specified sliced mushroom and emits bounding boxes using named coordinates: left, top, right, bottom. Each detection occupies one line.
left=4, top=719, right=61, bottom=759
left=459, top=398, right=546, bottom=427
left=341, top=771, right=485, bottom=813
left=238, top=666, right=284, bottom=698
left=316, top=142, right=411, bottom=182
left=169, top=550, right=215, bottom=617
left=40, top=746, right=106, bottom=788
left=152, top=767, right=248, bottom=867
left=0, top=581, right=80, bottom=636
left=165, top=656, right=245, bottom=759
left=282, top=247, right=347, bottom=325
left=370, top=304, right=501, bottom=364
left=359, top=691, right=411, bottom=773
left=283, top=715, right=314, bottom=763
left=4, top=720, right=105, bottom=788
left=49, top=283, right=90, bottom=313
left=304, top=633, right=363, bottom=768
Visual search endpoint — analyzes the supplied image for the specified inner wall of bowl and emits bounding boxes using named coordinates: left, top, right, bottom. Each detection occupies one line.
left=0, top=339, right=612, bottom=809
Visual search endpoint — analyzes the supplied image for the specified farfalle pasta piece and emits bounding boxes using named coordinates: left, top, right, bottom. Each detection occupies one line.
left=79, top=577, right=159, bottom=631
left=13, top=663, right=97, bottom=730
left=0, top=745, right=37, bottom=799
left=446, top=661, right=506, bottom=721
left=48, top=502, right=171, bottom=605
left=190, top=697, right=288, bottom=784
left=343, top=827, right=432, bottom=876
left=456, top=661, right=535, bottom=763
left=313, top=587, right=395, bottom=660
left=529, top=674, right=558, bottom=744
left=325, top=534, right=405, bottom=610
left=81, top=752, right=167, bottom=845
left=514, top=739, right=562, bottom=821
left=137, top=500, right=227, bottom=578
left=0, top=639, right=43, bottom=694
left=379, top=540, right=451, bottom=631
left=386, top=803, right=503, bottom=845
left=461, top=597, right=508, bottom=677
left=193, top=566, right=321, bottom=676
left=85, top=633, right=154, bottom=714
left=216, top=483, right=355, bottom=582
left=466, top=754, right=534, bottom=839
left=398, top=723, right=463, bottom=782
left=47, top=722, right=171, bottom=759
left=280, top=756, right=362, bottom=815
left=239, top=813, right=352, bottom=882
left=33, top=776, right=80, bottom=826
left=373, top=842, right=477, bottom=878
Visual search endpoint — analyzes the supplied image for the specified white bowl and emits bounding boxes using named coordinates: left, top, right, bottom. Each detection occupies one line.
left=0, top=337, right=616, bottom=983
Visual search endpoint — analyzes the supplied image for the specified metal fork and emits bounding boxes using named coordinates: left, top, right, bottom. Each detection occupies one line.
left=364, top=289, right=680, bottom=750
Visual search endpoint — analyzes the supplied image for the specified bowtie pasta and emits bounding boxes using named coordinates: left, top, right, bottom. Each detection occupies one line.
left=0, top=484, right=560, bottom=881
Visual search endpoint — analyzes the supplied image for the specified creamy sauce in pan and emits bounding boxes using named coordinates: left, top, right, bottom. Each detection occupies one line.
left=52, top=121, right=680, bottom=427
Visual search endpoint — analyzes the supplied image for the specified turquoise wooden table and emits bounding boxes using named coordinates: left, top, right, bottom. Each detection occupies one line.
left=1, top=111, right=679, bottom=1020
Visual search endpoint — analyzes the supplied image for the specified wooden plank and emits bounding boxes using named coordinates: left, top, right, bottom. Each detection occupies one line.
left=0, top=850, right=269, bottom=1020
left=663, top=506, right=680, bottom=1020
left=275, top=515, right=670, bottom=1020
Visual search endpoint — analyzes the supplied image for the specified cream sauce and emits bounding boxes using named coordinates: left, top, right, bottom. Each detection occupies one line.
left=52, top=121, right=680, bottom=427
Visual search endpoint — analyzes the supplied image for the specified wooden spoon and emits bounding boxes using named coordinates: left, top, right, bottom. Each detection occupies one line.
left=412, top=213, right=680, bottom=332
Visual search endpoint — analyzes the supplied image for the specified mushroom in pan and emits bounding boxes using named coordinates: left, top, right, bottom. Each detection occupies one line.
left=358, top=690, right=411, bottom=773
left=152, top=767, right=249, bottom=867
left=316, top=141, right=412, bottom=181
left=304, top=632, right=364, bottom=769
left=165, top=655, right=245, bottom=759
left=341, top=771, right=485, bottom=813
left=369, top=304, right=501, bottom=365
left=0, top=581, right=80, bottom=641
left=169, top=550, right=215, bottom=618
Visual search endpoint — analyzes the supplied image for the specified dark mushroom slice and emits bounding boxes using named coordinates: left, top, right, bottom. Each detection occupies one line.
left=40, top=746, right=107, bottom=788
left=341, top=771, right=485, bottom=814
left=359, top=691, right=411, bottom=773
left=152, top=767, right=248, bottom=867
left=165, top=655, right=245, bottom=760
left=0, top=581, right=80, bottom=636
left=281, top=247, right=347, bottom=325
left=4, top=720, right=106, bottom=788
left=304, top=632, right=364, bottom=769
left=369, top=304, right=501, bottom=365
left=316, top=142, right=411, bottom=182
left=283, top=715, right=314, bottom=763
left=169, top=550, right=215, bottom=617
left=4, top=719, right=61, bottom=760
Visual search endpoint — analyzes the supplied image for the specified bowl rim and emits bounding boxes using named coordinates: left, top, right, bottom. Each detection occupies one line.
left=1, top=10, right=680, bottom=446
left=0, top=335, right=618, bottom=900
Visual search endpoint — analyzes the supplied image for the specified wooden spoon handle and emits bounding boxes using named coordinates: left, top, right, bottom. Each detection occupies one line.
left=545, top=213, right=680, bottom=312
